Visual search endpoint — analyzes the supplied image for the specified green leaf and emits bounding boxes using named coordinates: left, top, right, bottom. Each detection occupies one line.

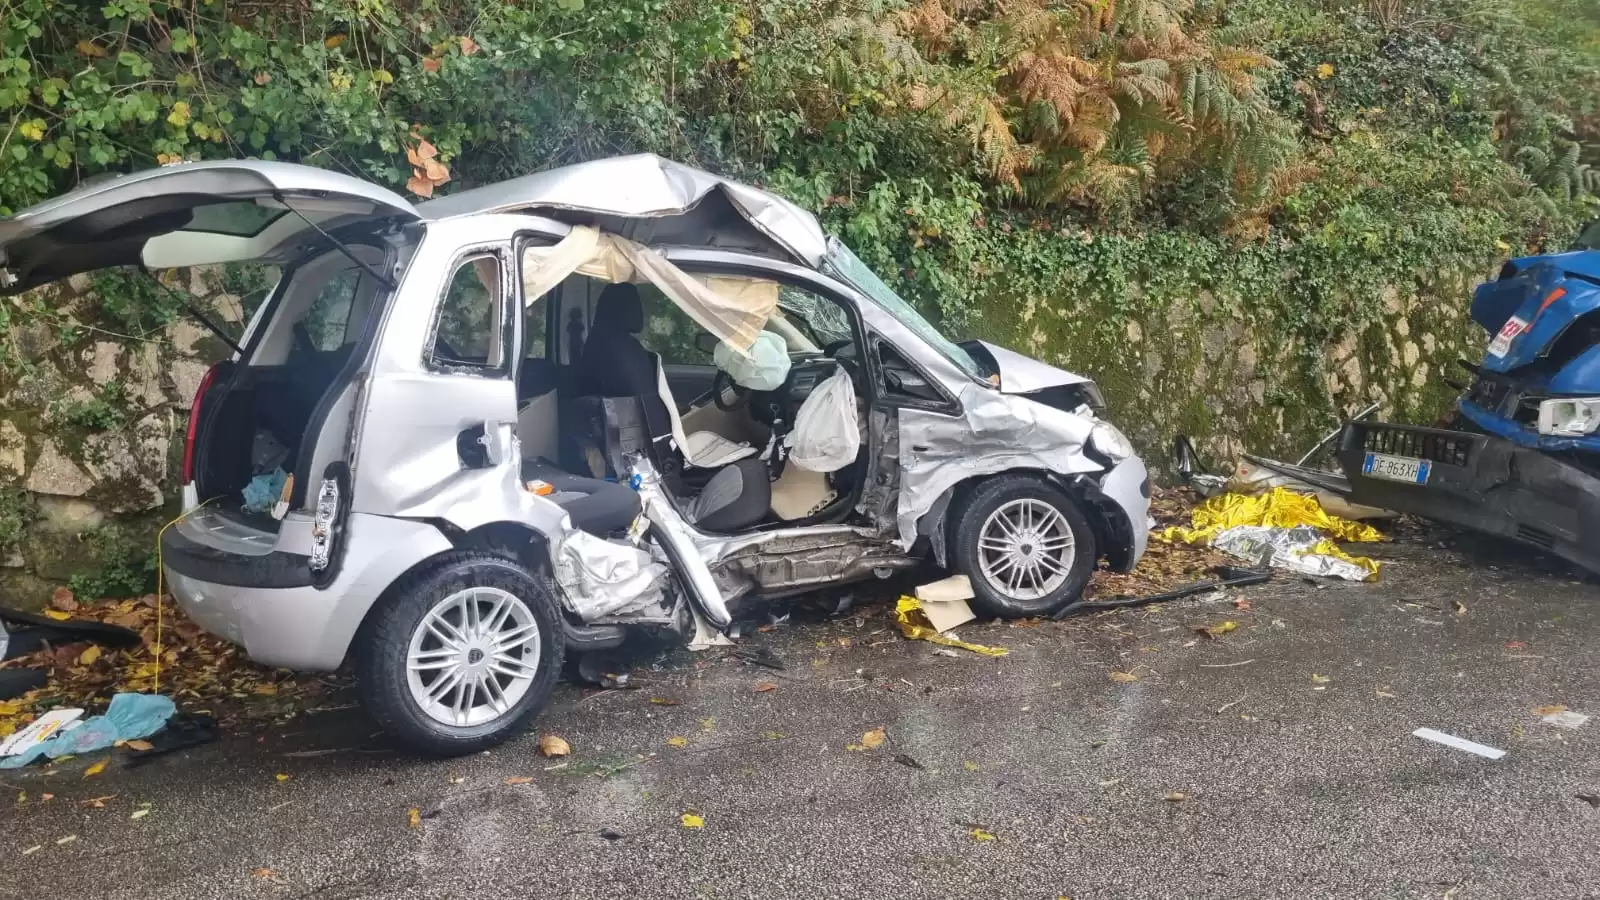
left=171, top=28, right=193, bottom=52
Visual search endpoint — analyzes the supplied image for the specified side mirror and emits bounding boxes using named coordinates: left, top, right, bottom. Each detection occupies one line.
left=694, top=332, right=719, bottom=355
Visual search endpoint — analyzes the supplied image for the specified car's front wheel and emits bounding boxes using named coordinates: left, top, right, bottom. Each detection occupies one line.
left=951, top=475, right=1098, bottom=618
left=357, top=552, right=564, bottom=756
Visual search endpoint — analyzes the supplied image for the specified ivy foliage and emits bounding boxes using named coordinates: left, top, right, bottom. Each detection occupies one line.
left=0, top=0, right=1597, bottom=451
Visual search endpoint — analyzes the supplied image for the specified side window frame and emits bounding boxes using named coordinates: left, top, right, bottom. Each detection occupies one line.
left=425, top=246, right=516, bottom=378
left=869, top=334, right=961, bottom=415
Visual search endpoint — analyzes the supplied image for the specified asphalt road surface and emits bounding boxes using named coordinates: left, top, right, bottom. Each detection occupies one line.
left=3, top=534, right=1598, bottom=899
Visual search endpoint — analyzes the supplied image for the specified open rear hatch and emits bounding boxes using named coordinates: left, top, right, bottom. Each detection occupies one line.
left=0, top=160, right=418, bottom=294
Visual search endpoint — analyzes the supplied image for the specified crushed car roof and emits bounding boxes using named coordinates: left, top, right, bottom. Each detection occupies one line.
left=418, top=154, right=828, bottom=268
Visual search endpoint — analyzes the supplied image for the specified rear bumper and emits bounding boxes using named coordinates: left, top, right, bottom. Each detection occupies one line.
left=1338, top=421, right=1600, bottom=573
left=164, top=513, right=453, bottom=670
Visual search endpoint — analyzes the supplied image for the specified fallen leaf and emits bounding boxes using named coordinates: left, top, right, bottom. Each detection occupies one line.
left=762, top=731, right=784, bottom=740
left=55, top=835, right=77, bottom=845
left=43, top=609, right=73, bottom=622
left=1375, top=687, right=1397, bottom=699
left=860, top=728, right=886, bottom=749
left=75, top=40, right=107, bottom=58
left=459, top=36, right=479, bottom=55
left=893, top=753, right=925, bottom=770
left=448, top=776, right=465, bottom=785
left=254, top=684, right=278, bottom=696
left=274, top=773, right=291, bottom=783
left=1504, top=640, right=1530, bottom=651
left=700, top=717, right=716, bottom=731
left=252, top=868, right=280, bottom=881
left=21, top=845, right=41, bottom=855
left=78, top=645, right=103, bottom=666
left=538, top=735, right=571, bottom=758
left=83, top=759, right=107, bottom=778
left=503, top=776, right=534, bottom=786
left=1163, top=791, right=1190, bottom=802
left=124, top=740, right=153, bottom=752
left=1233, top=597, right=1252, bottom=611
left=407, top=807, right=422, bottom=829
left=666, top=737, right=689, bottom=748
left=51, top=587, right=77, bottom=612
left=1098, top=777, right=1123, bottom=787
left=970, top=828, right=996, bottom=842
left=1535, top=704, right=1568, bottom=717
left=1452, top=599, right=1467, bottom=615
left=325, top=34, right=346, bottom=48
left=649, top=697, right=681, bottom=706
left=421, top=57, right=442, bottom=74
left=79, top=795, right=116, bottom=809
left=1310, top=674, right=1331, bottom=684
left=40, top=793, right=53, bottom=802
left=130, top=808, right=150, bottom=820
left=963, top=761, right=980, bottom=772
left=1108, top=671, right=1139, bottom=683
left=680, top=813, right=704, bottom=829
left=753, top=682, right=778, bottom=693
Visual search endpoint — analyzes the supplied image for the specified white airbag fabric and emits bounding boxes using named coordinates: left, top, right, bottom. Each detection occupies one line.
left=788, top=368, right=859, bottom=472
left=522, top=225, right=776, bottom=353
left=714, top=331, right=790, bottom=391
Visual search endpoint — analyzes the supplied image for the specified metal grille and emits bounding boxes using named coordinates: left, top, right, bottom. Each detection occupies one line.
left=1362, top=426, right=1473, bottom=468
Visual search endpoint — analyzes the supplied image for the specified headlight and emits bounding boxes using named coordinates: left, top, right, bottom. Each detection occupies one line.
left=1537, top=397, right=1600, bottom=436
left=1089, top=421, right=1134, bottom=462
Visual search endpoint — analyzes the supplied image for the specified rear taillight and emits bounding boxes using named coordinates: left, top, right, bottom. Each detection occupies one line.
left=181, top=363, right=223, bottom=484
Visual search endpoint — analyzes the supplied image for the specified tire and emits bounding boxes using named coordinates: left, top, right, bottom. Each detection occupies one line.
left=951, top=475, right=1098, bottom=618
left=356, top=551, right=565, bottom=757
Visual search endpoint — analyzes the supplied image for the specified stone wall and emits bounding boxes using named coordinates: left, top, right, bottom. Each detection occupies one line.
left=0, top=259, right=1491, bottom=608
left=0, top=268, right=246, bottom=606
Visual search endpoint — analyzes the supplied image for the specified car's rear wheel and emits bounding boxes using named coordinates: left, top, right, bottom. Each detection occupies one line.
left=357, top=552, right=563, bottom=756
left=952, top=475, right=1097, bottom=618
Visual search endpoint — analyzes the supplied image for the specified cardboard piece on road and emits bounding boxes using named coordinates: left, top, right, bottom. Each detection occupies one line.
left=913, top=575, right=975, bottom=633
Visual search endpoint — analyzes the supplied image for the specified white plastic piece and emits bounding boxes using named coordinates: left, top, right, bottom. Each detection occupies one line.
left=0, top=709, right=84, bottom=757
left=714, top=331, right=791, bottom=391
left=788, top=368, right=860, bottom=473
left=1412, top=727, right=1505, bottom=760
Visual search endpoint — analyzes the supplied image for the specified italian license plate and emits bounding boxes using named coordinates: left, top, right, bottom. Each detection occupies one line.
left=1487, top=316, right=1529, bottom=358
left=1363, top=452, right=1431, bottom=485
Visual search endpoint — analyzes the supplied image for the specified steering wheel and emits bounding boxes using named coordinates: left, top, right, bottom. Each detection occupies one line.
left=712, top=369, right=748, bottom=411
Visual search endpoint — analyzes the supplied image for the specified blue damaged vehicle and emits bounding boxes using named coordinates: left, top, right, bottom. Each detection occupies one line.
left=1340, top=222, right=1600, bottom=573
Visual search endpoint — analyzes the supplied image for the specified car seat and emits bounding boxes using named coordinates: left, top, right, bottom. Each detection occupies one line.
left=576, top=283, right=770, bottom=531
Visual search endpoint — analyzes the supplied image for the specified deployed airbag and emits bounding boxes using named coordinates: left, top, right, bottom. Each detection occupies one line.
left=714, top=331, right=790, bottom=391
left=788, top=368, right=859, bottom=472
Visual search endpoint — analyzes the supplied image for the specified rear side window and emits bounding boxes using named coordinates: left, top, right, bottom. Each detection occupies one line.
left=431, top=255, right=508, bottom=373
left=300, top=269, right=362, bottom=351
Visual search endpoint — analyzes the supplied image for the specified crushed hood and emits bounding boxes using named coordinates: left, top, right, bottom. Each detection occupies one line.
left=961, top=340, right=1093, bottom=394
left=418, top=154, right=828, bottom=268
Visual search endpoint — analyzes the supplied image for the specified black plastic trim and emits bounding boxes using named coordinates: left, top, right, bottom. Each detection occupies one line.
left=160, top=527, right=314, bottom=589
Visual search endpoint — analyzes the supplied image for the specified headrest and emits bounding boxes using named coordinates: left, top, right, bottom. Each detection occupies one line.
left=595, top=283, right=644, bottom=334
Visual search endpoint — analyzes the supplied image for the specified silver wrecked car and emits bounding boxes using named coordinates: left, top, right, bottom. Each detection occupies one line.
left=0, top=155, right=1149, bottom=754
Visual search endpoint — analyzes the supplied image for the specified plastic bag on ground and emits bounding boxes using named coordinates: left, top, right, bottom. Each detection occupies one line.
left=713, top=331, right=790, bottom=391
left=0, top=693, right=175, bottom=769
left=788, top=368, right=859, bottom=472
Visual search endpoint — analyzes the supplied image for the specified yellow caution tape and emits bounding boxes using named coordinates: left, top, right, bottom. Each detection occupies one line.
left=894, top=596, right=1008, bottom=657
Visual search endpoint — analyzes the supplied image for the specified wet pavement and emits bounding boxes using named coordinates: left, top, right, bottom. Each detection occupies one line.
left=3, top=534, right=1599, bottom=900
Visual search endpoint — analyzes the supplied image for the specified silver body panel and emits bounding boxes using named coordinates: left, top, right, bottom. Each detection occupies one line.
left=7, top=157, right=1152, bottom=672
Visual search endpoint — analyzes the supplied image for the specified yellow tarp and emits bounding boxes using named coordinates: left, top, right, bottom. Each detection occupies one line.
left=894, top=596, right=1008, bottom=657
left=1162, top=487, right=1385, bottom=544
left=1160, top=487, right=1384, bottom=579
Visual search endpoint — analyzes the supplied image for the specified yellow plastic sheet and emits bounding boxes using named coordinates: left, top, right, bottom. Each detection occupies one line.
left=1160, top=487, right=1383, bottom=580
left=894, top=596, right=1008, bottom=657
left=1162, top=487, right=1385, bottom=544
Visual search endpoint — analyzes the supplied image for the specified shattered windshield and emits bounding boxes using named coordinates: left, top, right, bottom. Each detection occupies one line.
left=822, top=237, right=983, bottom=381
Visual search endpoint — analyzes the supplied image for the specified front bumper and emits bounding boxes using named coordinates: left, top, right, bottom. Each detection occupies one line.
left=1092, top=455, right=1152, bottom=571
left=1338, top=421, right=1600, bottom=573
